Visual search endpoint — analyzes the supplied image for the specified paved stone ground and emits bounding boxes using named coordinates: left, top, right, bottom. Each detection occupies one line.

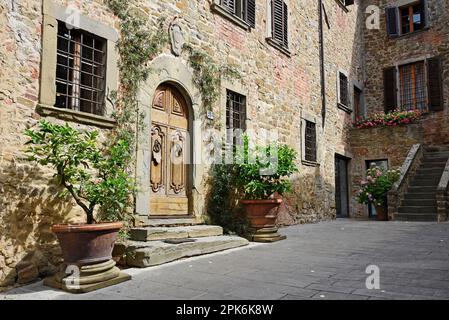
left=2, top=219, right=449, bottom=300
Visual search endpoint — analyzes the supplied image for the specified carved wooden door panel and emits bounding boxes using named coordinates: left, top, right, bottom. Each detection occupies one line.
left=150, top=85, right=189, bottom=216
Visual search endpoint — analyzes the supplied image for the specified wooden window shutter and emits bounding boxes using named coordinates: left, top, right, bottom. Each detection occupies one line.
left=384, top=67, right=397, bottom=113
left=272, top=0, right=287, bottom=46
left=221, top=0, right=236, bottom=14
left=386, top=7, right=399, bottom=37
left=421, top=0, right=428, bottom=28
left=283, top=1, right=288, bottom=47
left=427, top=57, right=443, bottom=111
left=246, top=0, right=256, bottom=28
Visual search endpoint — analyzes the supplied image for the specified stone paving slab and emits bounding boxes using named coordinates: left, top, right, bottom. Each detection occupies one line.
left=1, top=220, right=449, bottom=300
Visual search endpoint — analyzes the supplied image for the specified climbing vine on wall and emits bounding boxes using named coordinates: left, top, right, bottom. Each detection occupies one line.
left=183, top=43, right=240, bottom=110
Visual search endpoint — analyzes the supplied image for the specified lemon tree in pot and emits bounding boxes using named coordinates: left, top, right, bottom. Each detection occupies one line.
left=234, top=136, right=298, bottom=242
left=24, top=120, right=133, bottom=292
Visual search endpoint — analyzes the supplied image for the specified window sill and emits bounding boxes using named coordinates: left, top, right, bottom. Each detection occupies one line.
left=302, top=159, right=320, bottom=167
left=211, top=3, right=251, bottom=31
left=266, top=38, right=291, bottom=57
left=337, top=103, right=353, bottom=114
left=36, top=104, right=116, bottom=129
left=388, top=27, right=430, bottom=40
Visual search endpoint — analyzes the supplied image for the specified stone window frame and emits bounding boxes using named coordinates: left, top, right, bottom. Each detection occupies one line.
left=386, top=0, right=430, bottom=39
left=265, top=0, right=291, bottom=57
left=300, top=111, right=320, bottom=167
left=337, top=70, right=352, bottom=113
left=38, top=0, right=119, bottom=128
left=392, top=54, right=432, bottom=111
left=211, top=0, right=252, bottom=31
left=220, top=79, right=250, bottom=154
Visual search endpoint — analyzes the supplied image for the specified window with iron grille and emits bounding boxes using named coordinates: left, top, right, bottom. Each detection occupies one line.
left=339, top=72, right=349, bottom=107
left=304, top=121, right=317, bottom=163
left=270, top=0, right=288, bottom=48
left=399, top=61, right=427, bottom=111
left=226, top=90, right=246, bottom=145
left=55, top=21, right=107, bottom=115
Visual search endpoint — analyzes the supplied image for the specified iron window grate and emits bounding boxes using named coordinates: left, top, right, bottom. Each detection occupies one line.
left=226, top=90, right=246, bottom=145
left=305, top=121, right=317, bottom=163
left=55, top=21, right=107, bottom=116
left=339, top=72, right=349, bottom=107
left=399, top=61, right=427, bottom=111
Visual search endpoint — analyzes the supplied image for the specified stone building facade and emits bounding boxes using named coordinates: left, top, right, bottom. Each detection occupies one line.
left=1, top=0, right=447, bottom=290
left=350, top=0, right=449, bottom=217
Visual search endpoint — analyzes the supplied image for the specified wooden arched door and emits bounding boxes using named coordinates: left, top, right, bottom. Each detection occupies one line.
left=150, top=84, right=189, bottom=216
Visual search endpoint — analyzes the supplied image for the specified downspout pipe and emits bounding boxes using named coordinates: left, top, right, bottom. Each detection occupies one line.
left=319, top=0, right=326, bottom=127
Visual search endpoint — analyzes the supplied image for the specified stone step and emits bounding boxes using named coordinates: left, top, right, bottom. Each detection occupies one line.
left=420, top=162, right=447, bottom=168
left=404, top=193, right=435, bottom=200
left=410, top=179, right=440, bottom=187
left=116, top=236, right=249, bottom=268
left=130, top=225, right=223, bottom=242
left=394, top=213, right=438, bottom=222
left=401, top=199, right=436, bottom=207
left=134, top=216, right=202, bottom=228
left=422, top=158, right=449, bottom=164
left=407, top=186, right=437, bottom=193
left=398, top=206, right=437, bottom=214
left=416, top=168, right=445, bottom=175
left=423, top=151, right=449, bottom=157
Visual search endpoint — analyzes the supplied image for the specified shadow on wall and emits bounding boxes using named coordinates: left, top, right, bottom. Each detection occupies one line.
left=277, top=170, right=337, bottom=226
left=0, top=158, right=82, bottom=291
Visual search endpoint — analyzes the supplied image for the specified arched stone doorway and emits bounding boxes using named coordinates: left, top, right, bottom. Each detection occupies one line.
left=149, top=84, right=191, bottom=216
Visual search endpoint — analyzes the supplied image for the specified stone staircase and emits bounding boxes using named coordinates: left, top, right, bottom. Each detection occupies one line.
left=396, top=148, right=449, bottom=222
left=113, top=219, right=249, bottom=268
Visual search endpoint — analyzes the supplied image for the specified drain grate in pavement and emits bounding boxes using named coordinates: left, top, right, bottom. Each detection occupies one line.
left=164, top=238, right=197, bottom=244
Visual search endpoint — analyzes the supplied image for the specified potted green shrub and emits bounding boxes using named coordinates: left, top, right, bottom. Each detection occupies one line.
left=234, top=136, right=298, bottom=242
left=25, top=120, right=134, bottom=292
left=357, top=166, right=400, bottom=221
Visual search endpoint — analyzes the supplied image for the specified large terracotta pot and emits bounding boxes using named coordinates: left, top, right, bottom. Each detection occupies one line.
left=375, top=205, right=388, bottom=221
left=240, top=199, right=283, bottom=229
left=52, top=222, right=123, bottom=266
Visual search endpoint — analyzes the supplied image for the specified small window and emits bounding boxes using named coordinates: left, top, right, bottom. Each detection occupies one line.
left=270, top=0, right=289, bottom=49
left=400, top=2, right=425, bottom=35
left=386, top=0, right=427, bottom=37
left=353, top=86, right=363, bottom=119
left=338, top=72, right=349, bottom=107
left=55, top=21, right=107, bottom=115
left=399, top=61, right=427, bottom=111
left=215, top=0, right=256, bottom=28
left=226, top=90, right=247, bottom=145
left=304, top=121, right=317, bottom=163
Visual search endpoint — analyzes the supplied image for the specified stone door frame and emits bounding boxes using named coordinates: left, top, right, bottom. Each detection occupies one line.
left=135, top=55, right=203, bottom=218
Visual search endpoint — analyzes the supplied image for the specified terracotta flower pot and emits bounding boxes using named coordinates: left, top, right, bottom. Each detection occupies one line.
left=375, top=205, right=388, bottom=221
left=52, top=222, right=123, bottom=266
left=240, top=199, right=283, bottom=229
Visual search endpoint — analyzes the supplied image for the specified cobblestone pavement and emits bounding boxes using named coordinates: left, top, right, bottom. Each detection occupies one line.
left=2, top=220, right=449, bottom=300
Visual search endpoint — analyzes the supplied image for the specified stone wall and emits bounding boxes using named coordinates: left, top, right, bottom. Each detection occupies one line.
left=0, top=0, right=363, bottom=290
left=349, top=123, right=423, bottom=217
left=362, top=0, right=449, bottom=144
left=0, top=0, right=118, bottom=291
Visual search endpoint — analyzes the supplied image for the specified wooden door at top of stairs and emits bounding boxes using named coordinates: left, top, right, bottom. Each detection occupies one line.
left=150, top=84, right=190, bottom=216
